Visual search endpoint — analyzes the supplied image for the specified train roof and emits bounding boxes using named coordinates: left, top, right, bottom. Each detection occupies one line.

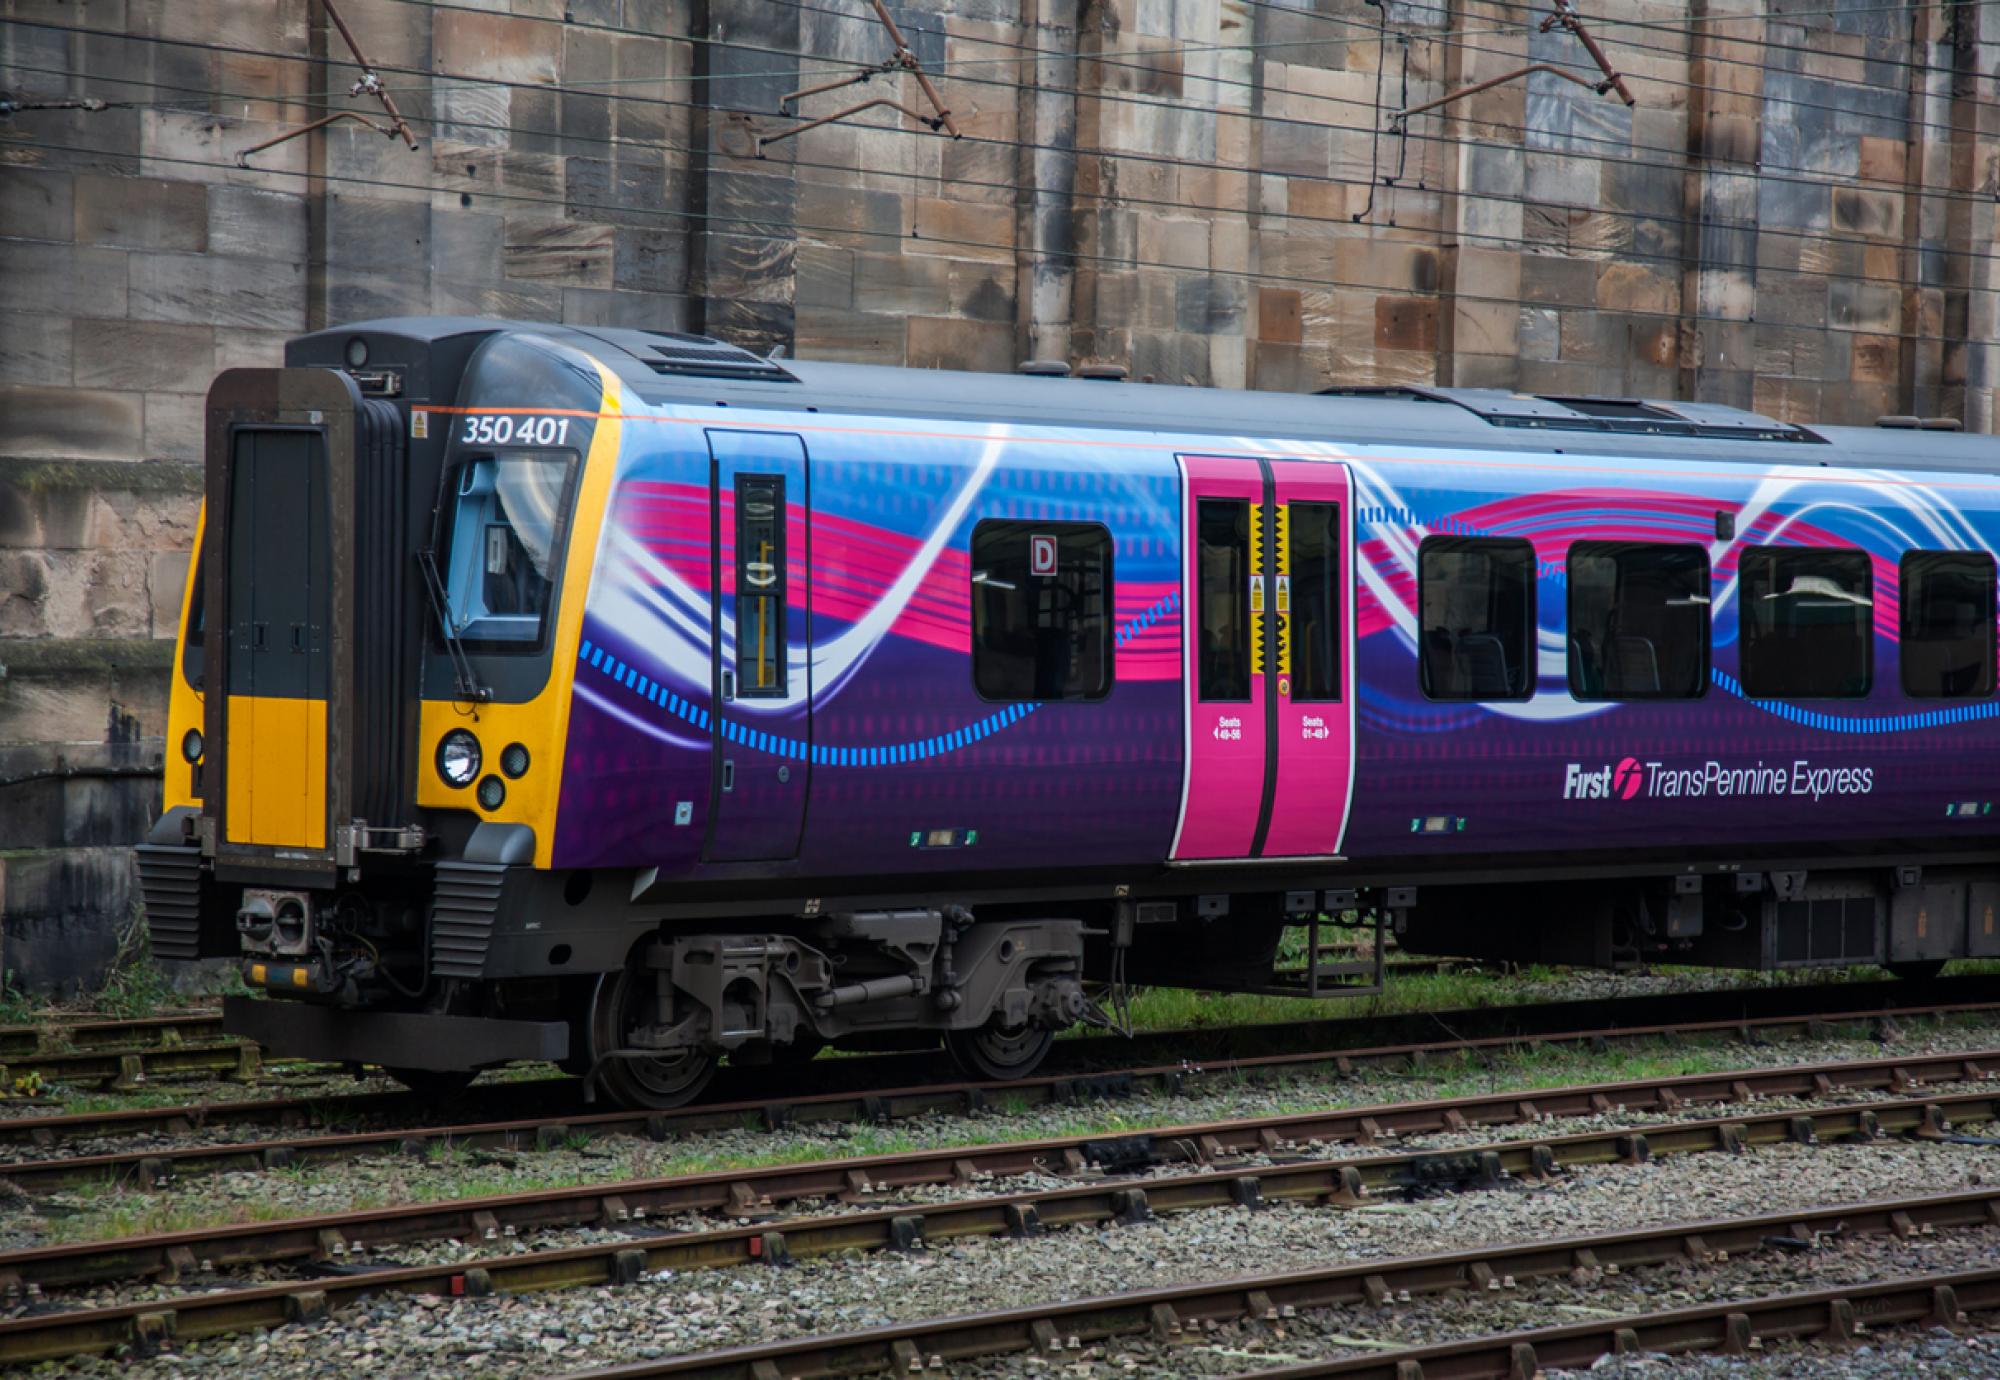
left=297, top=316, right=2000, bottom=477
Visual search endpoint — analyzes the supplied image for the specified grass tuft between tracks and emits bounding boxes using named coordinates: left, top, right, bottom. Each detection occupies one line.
left=23, top=1008, right=2000, bottom=1249
left=1093, top=957, right=2000, bottom=1035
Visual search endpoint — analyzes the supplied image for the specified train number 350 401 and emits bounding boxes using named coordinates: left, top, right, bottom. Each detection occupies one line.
left=460, top=414, right=573, bottom=446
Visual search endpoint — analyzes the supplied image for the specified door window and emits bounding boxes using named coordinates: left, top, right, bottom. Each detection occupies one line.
left=1287, top=502, right=1341, bottom=701
left=734, top=474, right=787, bottom=698
left=1197, top=499, right=1253, bottom=701
left=970, top=520, right=1113, bottom=700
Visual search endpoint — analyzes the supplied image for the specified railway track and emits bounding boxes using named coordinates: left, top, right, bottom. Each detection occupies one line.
left=1234, top=1272, right=1999, bottom=1379
left=557, top=1240, right=2000, bottom=1379
left=0, top=1042, right=262, bottom=1092
left=5, top=999, right=1996, bottom=1191
left=0, top=1011, right=225, bottom=1059
left=0, top=1055, right=1996, bottom=1360
left=0, top=971, right=1977, bottom=1113
left=6, top=1139, right=1997, bottom=1367
left=1, top=1046, right=1994, bottom=1291
left=0, top=972, right=1984, bottom=1128
left=0, top=1010, right=265, bottom=1091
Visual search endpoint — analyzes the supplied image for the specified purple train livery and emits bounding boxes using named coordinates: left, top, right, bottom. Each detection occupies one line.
left=140, top=319, right=2000, bottom=1106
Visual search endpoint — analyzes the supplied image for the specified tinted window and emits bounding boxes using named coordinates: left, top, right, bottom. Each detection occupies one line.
left=1421, top=538, right=1535, bottom=700
left=1197, top=500, right=1253, bottom=701
left=1902, top=551, right=1996, bottom=698
left=1567, top=542, right=1709, bottom=699
left=181, top=562, right=205, bottom=692
left=443, top=453, right=575, bottom=651
left=1288, top=502, right=1341, bottom=701
left=734, top=474, right=786, bottom=698
left=1738, top=547, right=1872, bottom=698
left=971, top=521, right=1112, bottom=701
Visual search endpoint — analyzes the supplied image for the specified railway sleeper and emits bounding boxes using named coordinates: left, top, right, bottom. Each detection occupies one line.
left=10, top=1162, right=2000, bottom=1363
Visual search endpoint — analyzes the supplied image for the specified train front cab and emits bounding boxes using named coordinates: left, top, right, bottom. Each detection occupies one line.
left=137, top=327, right=598, bottom=1080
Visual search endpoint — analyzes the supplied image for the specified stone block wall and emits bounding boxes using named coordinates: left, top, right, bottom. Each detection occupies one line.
left=4, top=0, right=2000, bottom=986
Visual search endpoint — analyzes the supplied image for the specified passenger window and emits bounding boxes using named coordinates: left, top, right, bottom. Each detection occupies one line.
left=1196, top=500, right=1252, bottom=701
left=1287, top=502, right=1341, bottom=701
left=1738, top=547, right=1872, bottom=698
left=971, top=520, right=1113, bottom=701
left=1420, top=538, right=1536, bottom=700
left=1567, top=542, right=1710, bottom=699
left=1901, top=551, right=1996, bottom=698
left=734, top=474, right=786, bottom=698
left=443, top=453, right=575, bottom=650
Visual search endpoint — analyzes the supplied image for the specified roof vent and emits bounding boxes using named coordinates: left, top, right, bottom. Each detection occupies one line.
left=1019, top=360, right=1070, bottom=377
left=1878, top=415, right=1963, bottom=431
left=1077, top=363, right=1128, bottom=381
left=1316, top=385, right=1822, bottom=442
left=625, top=330, right=795, bottom=382
left=1539, top=395, right=1677, bottom=422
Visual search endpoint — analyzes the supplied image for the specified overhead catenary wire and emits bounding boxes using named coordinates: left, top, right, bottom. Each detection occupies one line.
left=8, top=29, right=1999, bottom=296
left=3, top=129, right=1982, bottom=357
left=2, top=5, right=1983, bottom=207
left=0, top=16, right=1981, bottom=247
left=365, top=0, right=2000, bottom=115
left=3, top=51, right=1987, bottom=300
left=354, top=0, right=2000, bottom=147
left=10, top=4, right=1999, bottom=175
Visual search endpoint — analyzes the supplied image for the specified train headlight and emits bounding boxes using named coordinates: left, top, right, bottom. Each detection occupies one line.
left=500, top=743, right=530, bottom=778
left=477, top=775, right=506, bottom=811
left=181, top=728, right=204, bottom=763
left=437, top=730, right=481, bottom=788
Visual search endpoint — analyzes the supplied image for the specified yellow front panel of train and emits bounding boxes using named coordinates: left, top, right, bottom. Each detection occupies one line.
left=224, top=695, right=327, bottom=847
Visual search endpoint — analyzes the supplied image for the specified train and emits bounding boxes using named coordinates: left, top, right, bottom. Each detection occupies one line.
left=138, top=315, right=2000, bottom=1107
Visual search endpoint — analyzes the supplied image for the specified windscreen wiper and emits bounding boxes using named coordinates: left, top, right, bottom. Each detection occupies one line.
left=418, top=547, right=491, bottom=703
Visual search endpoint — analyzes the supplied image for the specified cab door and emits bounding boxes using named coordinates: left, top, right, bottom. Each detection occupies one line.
left=223, top=428, right=330, bottom=848
left=1171, top=454, right=1354, bottom=860
left=705, top=430, right=811, bottom=862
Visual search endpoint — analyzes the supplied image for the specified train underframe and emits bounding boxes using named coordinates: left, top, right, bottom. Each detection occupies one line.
left=140, top=809, right=2000, bottom=1108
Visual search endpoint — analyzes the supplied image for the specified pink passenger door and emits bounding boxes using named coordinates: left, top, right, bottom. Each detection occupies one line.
left=1171, top=454, right=1355, bottom=860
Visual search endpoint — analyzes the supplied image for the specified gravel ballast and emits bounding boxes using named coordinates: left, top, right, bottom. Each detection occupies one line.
left=33, top=1128, right=2000, bottom=1376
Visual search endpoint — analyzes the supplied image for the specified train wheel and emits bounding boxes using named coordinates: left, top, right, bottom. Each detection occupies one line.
left=383, top=1067, right=476, bottom=1099
left=586, top=965, right=716, bottom=1109
left=945, top=1018, right=1054, bottom=1081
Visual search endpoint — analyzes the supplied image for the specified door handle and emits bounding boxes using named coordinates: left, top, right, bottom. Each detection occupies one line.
left=721, top=759, right=735, bottom=792
left=721, top=670, right=735, bottom=701
left=252, top=623, right=267, bottom=651
left=290, top=623, right=306, bottom=653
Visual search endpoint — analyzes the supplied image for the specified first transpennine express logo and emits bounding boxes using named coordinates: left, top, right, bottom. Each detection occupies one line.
left=1564, top=758, right=1874, bottom=803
